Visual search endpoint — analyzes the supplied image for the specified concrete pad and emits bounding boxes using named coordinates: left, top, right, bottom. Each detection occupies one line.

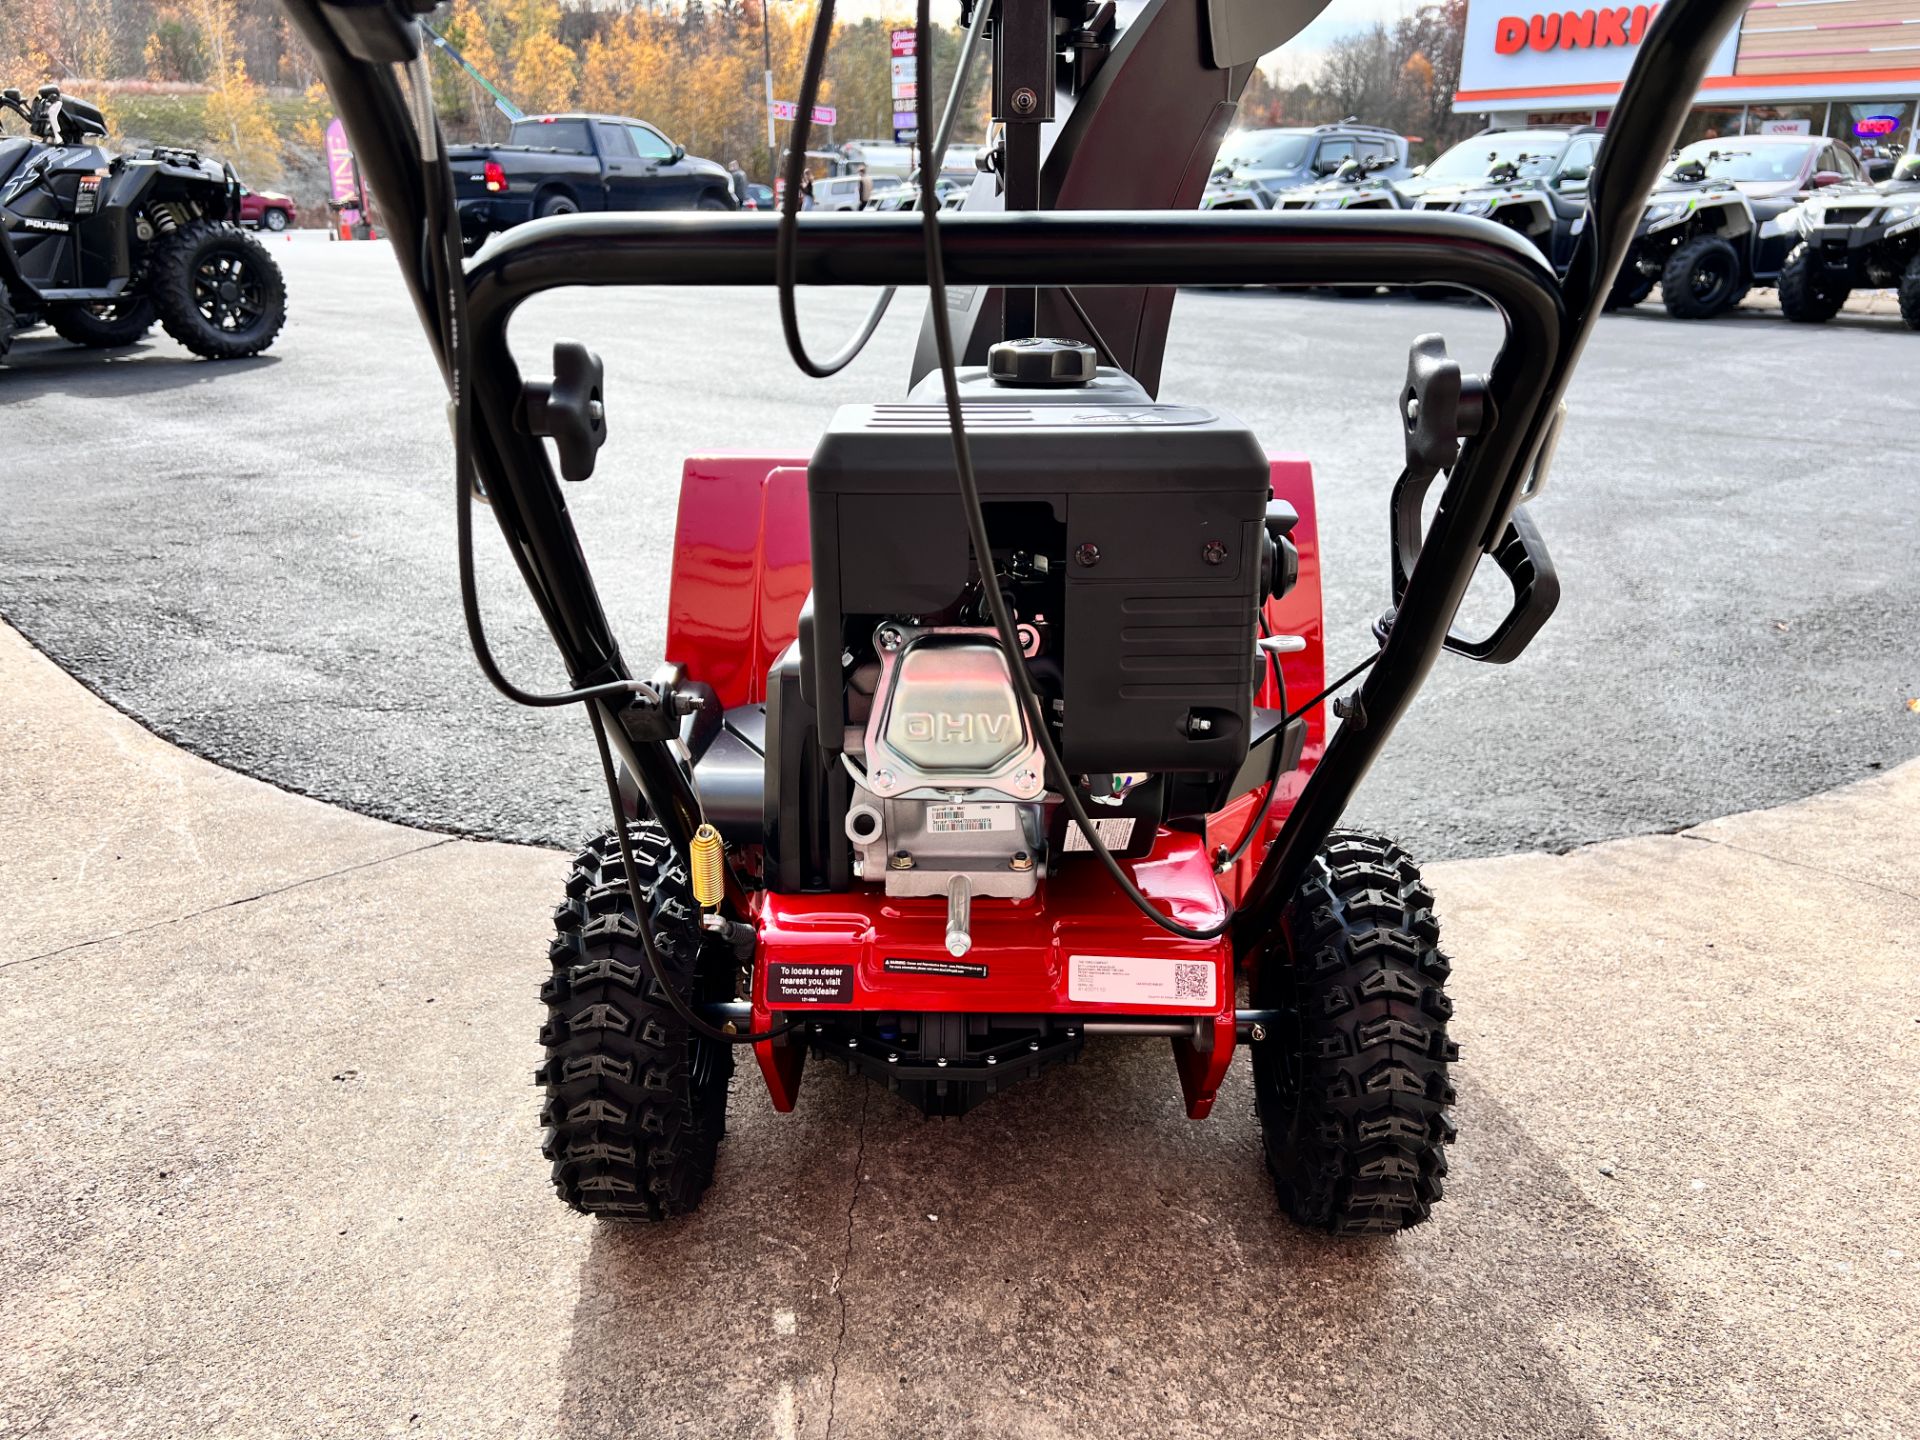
left=0, top=625, right=438, bottom=961
left=2, top=625, right=1917, bottom=1439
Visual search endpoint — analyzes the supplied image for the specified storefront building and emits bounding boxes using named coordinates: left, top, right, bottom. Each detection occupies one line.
left=1454, top=1, right=1919, bottom=170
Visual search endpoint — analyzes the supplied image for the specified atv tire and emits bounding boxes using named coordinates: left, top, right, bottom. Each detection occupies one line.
left=1777, top=243, right=1847, bottom=324
left=1661, top=234, right=1744, bottom=319
left=1252, top=831, right=1457, bottom=1235
left=1605, top=265, right=1655, bottom=311
left=1899, top=252, right=1920, bottom=331
left=49, top=297, right=158, bottom=348
left=540, top=820, right=733, bottom=1220
left=149, top=221, right=287, bottom=359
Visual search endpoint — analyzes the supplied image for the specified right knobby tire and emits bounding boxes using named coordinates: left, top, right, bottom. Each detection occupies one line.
left=1778, top=243, right=1847, bottom=324
left=1899, top=252, right=1920, bottom=332
left=1660, top=233, right=1744, bottom=320
left=1252, top=831, right=1457, bottom=1235
left=539, top=821, right=733, bottom=1220
left=149, top=220, right=287, bottom=359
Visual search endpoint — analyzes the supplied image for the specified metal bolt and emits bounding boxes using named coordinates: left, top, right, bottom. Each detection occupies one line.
left=1074, top=542, right=1100, bottom=567
left=1249, top=1022, right=1268, bottom=1043
left=936, top=1056, right=949, bottom=1068
left=1028, top=1039, right=1040, bottom=1052
left=1203, top=540, right=1228, bottom=566
left=1065, top=1027, right=1077, bottom=1039
left=1009, top=850, right=1034, bottom=872
left=1010, top=86, right=1039, bottom=116
left=985, top=1054, right=998, bottom=1066
left=847, top=1036, right=858, bottom=1049
left=1405, top=396, right=1420, bottom=424
left=873, top=769, right=897, bottom=792
left=588, top=399, right=605, bottom=424
left=1015, top=768, right=1041, bottom=793
left=876, top=624, right=904, bottom=652
left=887, top=1051, right=899, bottom=1063
left=888, top=850, right=914, bottom=870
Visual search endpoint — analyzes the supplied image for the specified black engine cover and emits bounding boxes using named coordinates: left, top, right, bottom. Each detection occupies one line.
left=806, top=368, right=1270, bottom=774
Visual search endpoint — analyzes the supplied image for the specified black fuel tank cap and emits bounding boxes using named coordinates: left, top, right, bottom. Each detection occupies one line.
left=987, top=336, right=1098, bottom=388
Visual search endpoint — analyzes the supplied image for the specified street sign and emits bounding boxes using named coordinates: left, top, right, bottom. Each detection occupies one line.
left=890, top=27, right=919, bottom=144
left=770, top=100, right=837, bottom=125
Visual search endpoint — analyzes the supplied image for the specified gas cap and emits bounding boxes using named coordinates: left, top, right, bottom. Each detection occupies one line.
left=987, top=336, right=1097, bottom=388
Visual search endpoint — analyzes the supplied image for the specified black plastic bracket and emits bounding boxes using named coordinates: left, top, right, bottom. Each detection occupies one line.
left=514, top=340, right=607, bottom=482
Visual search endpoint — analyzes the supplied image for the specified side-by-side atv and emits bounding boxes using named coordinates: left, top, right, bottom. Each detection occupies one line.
left=284, top=0, right=1746, bottom=1236
left=1778, top=152, right=1920, bottom=328
left=1271, top=154, right=1408, bottom=212
left=1411, top=126, right=1602, bottom=276
left=0, top=84, right=286, bottom=363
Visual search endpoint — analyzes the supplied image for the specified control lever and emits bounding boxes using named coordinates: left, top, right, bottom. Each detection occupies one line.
left=515, top=340, right=607, bottom=482
left=1376, top=334, right=1560, bottom=665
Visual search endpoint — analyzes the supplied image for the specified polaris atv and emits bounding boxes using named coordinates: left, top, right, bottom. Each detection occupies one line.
left=1271, top=154, right=1408, bottom=212
left=1614, top=135, right=1856, bottom=319
left=1412, top=127, right=1604, bottom=277
left=281, top=0, right=1745, bottom=1235
left=0, top=84, right=286, bottom=363
left=1778, top=152, right=1920, bottom=328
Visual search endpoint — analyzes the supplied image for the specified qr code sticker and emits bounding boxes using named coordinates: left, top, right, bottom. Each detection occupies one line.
left=1173, top=962, right=1210, bottom=1001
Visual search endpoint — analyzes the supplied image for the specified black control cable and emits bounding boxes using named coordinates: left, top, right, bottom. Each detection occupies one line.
left=412, top=65, right=791, bottom=1047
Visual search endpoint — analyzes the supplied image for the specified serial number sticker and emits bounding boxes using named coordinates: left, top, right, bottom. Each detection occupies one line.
left=1063, top=818, right=1134, bottom=852
left=927, top=803, right=1015, bottom=835
left=1068, top=955, right=1216, bottom=1007
left=767, top=963, right=854, bottom=1005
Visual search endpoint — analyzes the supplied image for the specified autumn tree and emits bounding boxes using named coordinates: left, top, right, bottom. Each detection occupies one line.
left=507, top=0, right=577, bottom=113
left=196, top=0, right=282, bottom=180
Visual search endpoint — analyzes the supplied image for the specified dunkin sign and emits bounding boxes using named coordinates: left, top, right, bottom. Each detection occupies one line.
left=1457, top=0, right=1742, bottom=100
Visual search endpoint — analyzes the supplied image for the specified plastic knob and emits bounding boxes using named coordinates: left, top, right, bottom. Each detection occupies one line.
left=517, top=340, right=606, bottom=482
left=987, top=336, right=1098, bottom=388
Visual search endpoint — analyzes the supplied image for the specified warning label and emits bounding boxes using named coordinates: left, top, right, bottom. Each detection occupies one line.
left=883, top=957, right=989, bottom=980
left=1068, top=954, right=1215, bottom=1007
left=767, top=963, right=855, bottom=1005
left=1064, top=818, right=1134, bottom=852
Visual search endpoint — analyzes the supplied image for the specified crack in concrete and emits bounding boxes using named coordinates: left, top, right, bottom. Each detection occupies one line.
left=1, top=836, right=459, bottom=975
left=823, top=1085, right=871, bottom=1440
left=1678, top=831, right=1920, bottom=906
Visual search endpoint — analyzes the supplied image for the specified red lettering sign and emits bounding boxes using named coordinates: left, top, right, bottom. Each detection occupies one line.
left=1493, top=6, right=1657, bottom=54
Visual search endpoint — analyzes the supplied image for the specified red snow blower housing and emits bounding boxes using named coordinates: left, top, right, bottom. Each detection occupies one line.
left=282, top=0, right=1749, bottom=1233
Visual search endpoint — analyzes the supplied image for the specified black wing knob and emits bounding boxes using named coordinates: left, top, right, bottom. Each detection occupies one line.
left=517, top=340, right=606, bottom=482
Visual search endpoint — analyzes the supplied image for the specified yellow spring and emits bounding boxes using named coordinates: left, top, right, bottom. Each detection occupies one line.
left=689, top=824, right=725, bottom=909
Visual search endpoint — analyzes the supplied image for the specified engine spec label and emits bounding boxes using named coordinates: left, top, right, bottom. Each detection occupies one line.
left=884, top=957, right=989, bottom=980
left=767, top=963, right=854, bottom=1005
left=926, top=803, right=1015, bottom=834
left=1068, top=955, right=1216, bottom=1007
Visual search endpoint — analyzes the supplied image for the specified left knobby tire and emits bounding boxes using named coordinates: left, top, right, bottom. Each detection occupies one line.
left=1251, top=831, right=1458, bottom=1236
left=539, top=821, right=733, bottom=1220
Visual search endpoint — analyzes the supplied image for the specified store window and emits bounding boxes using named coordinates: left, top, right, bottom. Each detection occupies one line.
left=1830, top=101, right=1912, bottom=180
left=1745, top=104, right=1825, bottom=138
left=1675, top=105, right=1747, bottom=147
left=1526, top=110, right=1600, bottom=128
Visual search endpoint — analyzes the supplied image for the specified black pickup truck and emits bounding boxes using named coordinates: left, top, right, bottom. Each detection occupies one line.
left=450, top=113, right=736, bottom=246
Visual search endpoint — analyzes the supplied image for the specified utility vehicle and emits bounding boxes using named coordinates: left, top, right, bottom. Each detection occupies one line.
left=282, top=0, right=1746, bottom=1235
left=1778, top=152, right=1920, bottom=327
left=1613, top=134, right=1866, bottom=318
left=1271, top=154, right=1409, bottom=212
left=1211, top=120, right=1411, bottom=194
left=1412, top=126, right=1603, bottom=276
left=0, top=83, right=286, bottom=362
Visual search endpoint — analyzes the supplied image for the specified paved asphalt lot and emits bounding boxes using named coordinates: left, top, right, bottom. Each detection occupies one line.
left=2, top=233, right=1917, bottom=859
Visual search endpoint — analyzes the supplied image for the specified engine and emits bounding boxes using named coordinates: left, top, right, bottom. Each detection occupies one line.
left=764, top=339, right=1298, bottom=909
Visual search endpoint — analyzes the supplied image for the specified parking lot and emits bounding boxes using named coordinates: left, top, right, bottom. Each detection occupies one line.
left=2, top=234, right=1917, bottom=861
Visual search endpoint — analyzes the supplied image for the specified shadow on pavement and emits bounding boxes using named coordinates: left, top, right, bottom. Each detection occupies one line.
left=1, top=334, right=280, bottom=397
left=557, top=1043, right=1646, bottom=1440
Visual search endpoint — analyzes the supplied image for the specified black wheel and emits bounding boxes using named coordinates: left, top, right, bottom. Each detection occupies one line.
left=149, top=221, right=286, bottom=359
left=1898, top=252, right=1920, bottom=331
left=1605, top=264, right=1656, bottom=311
left=1777, top=243, right=1847, bottom=323
left=697, top=191, right=732, bottom=211
left=540, top=821, right=733, bottom=1219
left=1660, top=234, right=1743, bottom=319
left=536, top=192, right=579, bottom=219
left=1251, top=831, right=1457, bottom=1235
left=262, top=208, right=289, bottom=232
left=48, top=297, right=158, bottom=348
